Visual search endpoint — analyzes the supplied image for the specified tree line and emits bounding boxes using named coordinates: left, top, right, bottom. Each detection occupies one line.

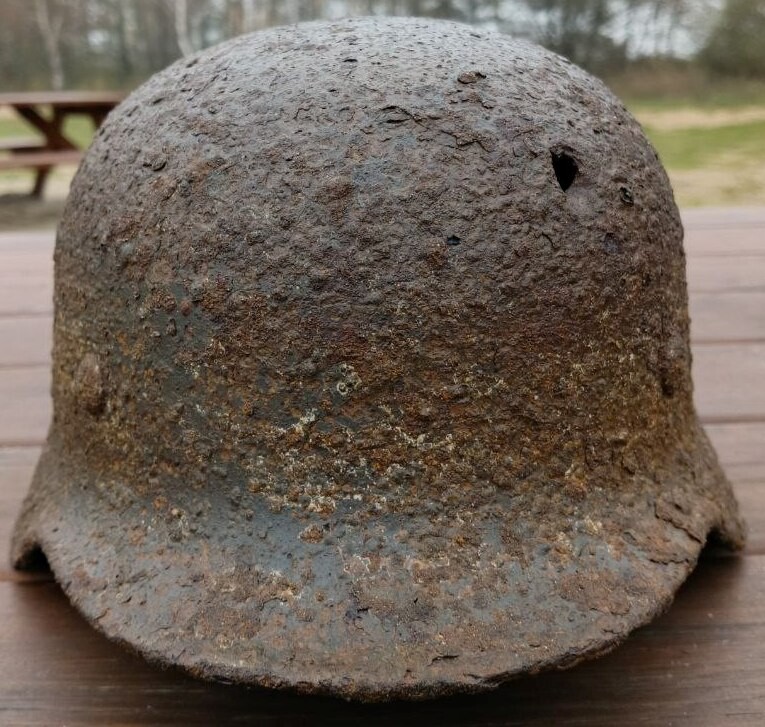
left=1, top=0, right=763, bottom=92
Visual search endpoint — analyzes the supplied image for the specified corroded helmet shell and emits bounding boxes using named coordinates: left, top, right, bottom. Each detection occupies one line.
left=12, top=17, right=743, bottom=701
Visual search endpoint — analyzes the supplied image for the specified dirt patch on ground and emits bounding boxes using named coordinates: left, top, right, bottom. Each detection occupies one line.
left=0, top=167, right=74, bottom=231
left=0, top=194, right=65, bottom=230
left=667, top=149, right=765, bottom=208
left=635, top=106, right=765, bottom=131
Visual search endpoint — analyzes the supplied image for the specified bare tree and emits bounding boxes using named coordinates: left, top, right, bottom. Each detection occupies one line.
left=173, top=0, right=195, bottom=55
left=701, top=0, right=765, bottom=78
left=522, top=0, right=623, bottom=71
left=119, top=1, right=138, bottom=81
left=34, top=0, right=65, bottom=89
left=241, top=0, right=255, bottom=30
left=0, top=0, right=730, bottom=91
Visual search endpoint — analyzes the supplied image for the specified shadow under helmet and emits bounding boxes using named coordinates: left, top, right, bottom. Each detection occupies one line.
left=12, top=17, right=744, bottom=701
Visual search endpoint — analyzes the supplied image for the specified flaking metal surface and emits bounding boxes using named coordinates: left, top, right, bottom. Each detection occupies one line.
left=12, top=17, right=744, bottom=701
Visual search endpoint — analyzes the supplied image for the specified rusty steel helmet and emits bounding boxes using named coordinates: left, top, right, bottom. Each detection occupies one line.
left=13, top=17, right=743, bottom=701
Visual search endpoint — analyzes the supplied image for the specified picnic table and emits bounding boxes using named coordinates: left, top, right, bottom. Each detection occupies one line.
left=1, top=208, right=764, bottom=723
left=0, top=91, right=123, bottom=197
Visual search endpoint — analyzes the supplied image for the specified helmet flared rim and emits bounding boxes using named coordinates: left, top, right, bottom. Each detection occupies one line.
left=12, top=426, right=743, bottom=701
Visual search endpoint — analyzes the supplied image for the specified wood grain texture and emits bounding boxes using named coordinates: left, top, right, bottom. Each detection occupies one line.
left=0, top=231, right=54, bottom=252
left=0, top=316, right=52, bottom=367
left=0, top=447, right=38, bottom=561
left=0, top=251, right=54, bottom=275
left=706, top=422, right=765, bottom=483
left=682, top=206, right=765, bottom=229
left=0, top=367, right=50, bottom=445
left=693, top=345, right=765, bottom=422
left=687, top=257, right=765, bottom=294
left=682, top=223, right=765, bottom=260
left=0, top=274, right=53, bottom=317
left=736, top=482, right=765, bottom=555
left=690, top=292, right=765, bottom=343
left=1, top=211, right=764, bottom=724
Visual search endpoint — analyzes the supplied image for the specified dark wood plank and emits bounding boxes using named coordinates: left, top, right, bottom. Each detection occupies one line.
left=690, top=292, right=765, bottom=343
left=0, top=231, right=54, bottom=252
left=706, top=422, right=765, bottom=484
left=736, top=482, right=765, bottom=554
left=0, top=274, right=52, bottom=316
left=12, top=106, right=77, bottom=151
left=0, top=250, right=54, bottom=275
left=693, top=344, right=765, bottom=422
left=0, top=447, right=39, bottom=580
left=0, top=137, right=42, bottom=152
left=682, top=207, right=765, bottom=227
left=0, top=367, right=50, bottom=445
left=684, top=227, right=765, bottom=259
left=1, top=291, right=760, bottom=349
left=1, top=217, right=762, bottom=259
left=0, top=317, right=51, bottom=367
left=0, top=149, right=82, bottom=171
left=0, top=234, right=54, bottom=317
left=0, top=91, right=124, bottom=107
left=686, top=256, right=765, bottom=294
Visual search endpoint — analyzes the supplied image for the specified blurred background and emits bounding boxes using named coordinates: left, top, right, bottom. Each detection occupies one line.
left=1, top=0, right=765, bottom=229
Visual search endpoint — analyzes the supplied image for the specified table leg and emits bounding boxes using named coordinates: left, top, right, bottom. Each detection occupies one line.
left=13, top=104, right=77, bottom=197
left=31, top=167, right=53, bottom=199
left=14, top=105, right=76, bottom=150
left=89, top=110, right=108, bottom=128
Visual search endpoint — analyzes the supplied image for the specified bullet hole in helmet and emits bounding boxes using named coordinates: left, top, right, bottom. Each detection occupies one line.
left=446, top=235, right=462, bottom=246
left=16, top=544, right=51, bottom=573
left=551, top=150, right=578, bottom=191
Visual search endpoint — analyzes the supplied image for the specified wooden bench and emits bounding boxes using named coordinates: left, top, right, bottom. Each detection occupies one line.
left=0, top=137, right=43, bottom=153
left=0, top=92, right=122, bottom=197
left=0, top=148, right=84, bottom=197
left=0, top=149, right=83, bottom=171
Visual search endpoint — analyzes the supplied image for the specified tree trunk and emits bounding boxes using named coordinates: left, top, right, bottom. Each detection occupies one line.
left=174, top=0, right=194, bottom=56
left=115, top=0, right=134, bottom=85
left=242, top=0, right=255, bottom=31
left=34, top=0, right=64, bottom=90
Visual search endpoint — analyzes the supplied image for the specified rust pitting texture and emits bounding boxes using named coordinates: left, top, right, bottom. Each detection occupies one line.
left=12, top=17, right=744, bottom=701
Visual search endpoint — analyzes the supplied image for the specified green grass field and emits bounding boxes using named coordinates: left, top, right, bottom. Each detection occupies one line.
left=641, top=119, right=765, bottom=170
left=631, top=106, right=765, bottom=207
left=0, top=115, right=95, bottom=148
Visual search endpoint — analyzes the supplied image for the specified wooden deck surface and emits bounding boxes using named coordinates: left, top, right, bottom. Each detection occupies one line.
left=1, top=210, right=764, bottom=725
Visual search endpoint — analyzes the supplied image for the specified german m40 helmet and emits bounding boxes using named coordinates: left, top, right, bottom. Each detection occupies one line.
left=12, top=17, right=744, bottom=701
